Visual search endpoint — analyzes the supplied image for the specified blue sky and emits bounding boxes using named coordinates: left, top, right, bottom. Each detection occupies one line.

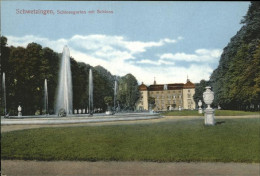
left=1, top=1, right=250, bottom=85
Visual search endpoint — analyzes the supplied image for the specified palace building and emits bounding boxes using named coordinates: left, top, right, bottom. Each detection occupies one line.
left=136, top=78, right=196, bottom=111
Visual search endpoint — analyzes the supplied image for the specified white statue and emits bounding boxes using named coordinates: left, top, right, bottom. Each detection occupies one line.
left=18, top=105, right=22, bottom=117
left=198, top=100, right=203, bottom=114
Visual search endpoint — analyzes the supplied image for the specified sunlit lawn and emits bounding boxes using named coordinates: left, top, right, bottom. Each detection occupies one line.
left=163, top=110, right=259, bottom=116
left=1, top=118, right=259, bottom=163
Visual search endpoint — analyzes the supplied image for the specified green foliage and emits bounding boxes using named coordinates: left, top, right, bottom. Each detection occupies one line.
left=193, top=80, right=210, bottom=108
left=210, top=2, right=260, bottom=110
left=148, top=96, right=155, bottom=105
left=5, top=43, right=58, bottom=115
left=104, top=96, right=113, bottom=111
left=92, top=66, right=114, bottom=111
left=117, top=74, right=139, bottom=110
left=1, top=118, right=259, bottom=162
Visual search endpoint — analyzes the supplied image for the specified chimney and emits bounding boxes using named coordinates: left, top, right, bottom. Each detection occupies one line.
left=187, top=75, right=190, bottom=82
left=154, top=77, right=156, bottom=85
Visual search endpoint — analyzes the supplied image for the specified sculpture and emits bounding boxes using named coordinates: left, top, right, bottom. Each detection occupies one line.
left=18, top=105, right=22, bottom=117
left=198, top=100, right=203, bottom=114
left=58, top=108, right=66, bottom=117
left=203, top=86, right=215, bottom=125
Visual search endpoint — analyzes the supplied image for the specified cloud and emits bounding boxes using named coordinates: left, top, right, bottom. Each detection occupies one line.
left=160, top=49, right=222, bottom=62
left=7, top=35, right=67, bottom=52
left=136, top=59, right=175, bottom=66
left=5, top=34, right=217, bottom=85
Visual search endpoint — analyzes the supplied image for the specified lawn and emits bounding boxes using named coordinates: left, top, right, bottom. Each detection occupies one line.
left=163, top=110, right=260, bottom=116
left=1, top=118, right=259, bottom=163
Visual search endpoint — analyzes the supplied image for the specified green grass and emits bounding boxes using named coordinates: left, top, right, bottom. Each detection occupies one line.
left=163, top=110, right=260, bottom=116
left=1, top=118, right=260, bottom=163
left=215, top=110, right=259, bottom=116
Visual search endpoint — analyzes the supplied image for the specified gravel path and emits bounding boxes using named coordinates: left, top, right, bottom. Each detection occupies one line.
left=1, top=160, right=259, bottom=176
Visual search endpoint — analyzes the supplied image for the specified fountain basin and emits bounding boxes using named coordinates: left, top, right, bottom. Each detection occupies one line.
left=1, top=113, right=161, bottom=125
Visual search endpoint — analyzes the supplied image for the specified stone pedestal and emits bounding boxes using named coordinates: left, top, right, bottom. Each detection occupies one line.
left=18, top=112, right=22, bottom=117
left=199, top=108, right=203, bottom=114
left=204, top=108, right=215, bottom=125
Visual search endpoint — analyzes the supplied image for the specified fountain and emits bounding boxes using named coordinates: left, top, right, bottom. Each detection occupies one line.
left=89, top=69, right=93, bottom=115
left=55, top=46, right=73, bottom=116
left=44, top=79, right=48, bottom=116
left=2, top=72, right=7, bottom=117
left=114, top=80, right=117, bottom=112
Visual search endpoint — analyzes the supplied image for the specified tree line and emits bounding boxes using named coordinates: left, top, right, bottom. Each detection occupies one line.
left=0, top=38, right=139, bottom=115
left=194, top=2, right=260, bottom=111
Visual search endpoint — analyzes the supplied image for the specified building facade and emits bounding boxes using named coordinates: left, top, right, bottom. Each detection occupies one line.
left=136, top=79, right=196, bottom=111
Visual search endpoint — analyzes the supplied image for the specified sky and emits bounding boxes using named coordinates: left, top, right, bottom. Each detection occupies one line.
left=1, top=1, right=250, bottom=85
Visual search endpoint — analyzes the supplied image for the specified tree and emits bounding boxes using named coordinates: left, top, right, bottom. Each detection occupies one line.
left=104, top=96, right=113, bottom=111
left=193, top=80, right=210, bottom=108
left=148, top=97, right=155, bottom=109
left=210, top=2, right=260, bottom=110
left=117, top=74, right=139, bottom=110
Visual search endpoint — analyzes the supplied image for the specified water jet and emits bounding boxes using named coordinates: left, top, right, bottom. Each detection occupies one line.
left=55, top=46, right=73, bottom=116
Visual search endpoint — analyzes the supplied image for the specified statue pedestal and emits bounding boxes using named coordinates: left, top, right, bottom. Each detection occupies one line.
left=198, top=108, right=203, bottom=114
left=204, top=108, right=215, bottom=125
left=18, top=112, right=22, bottom=117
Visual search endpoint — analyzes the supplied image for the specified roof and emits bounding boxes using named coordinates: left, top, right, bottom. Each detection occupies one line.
left=148, top=83, right=184, bottom=91
left=139, top=82, right=148, bottom=91
left=139, top=80, right=195, bottom=91
left=184, top=80, right=195, bottom=88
